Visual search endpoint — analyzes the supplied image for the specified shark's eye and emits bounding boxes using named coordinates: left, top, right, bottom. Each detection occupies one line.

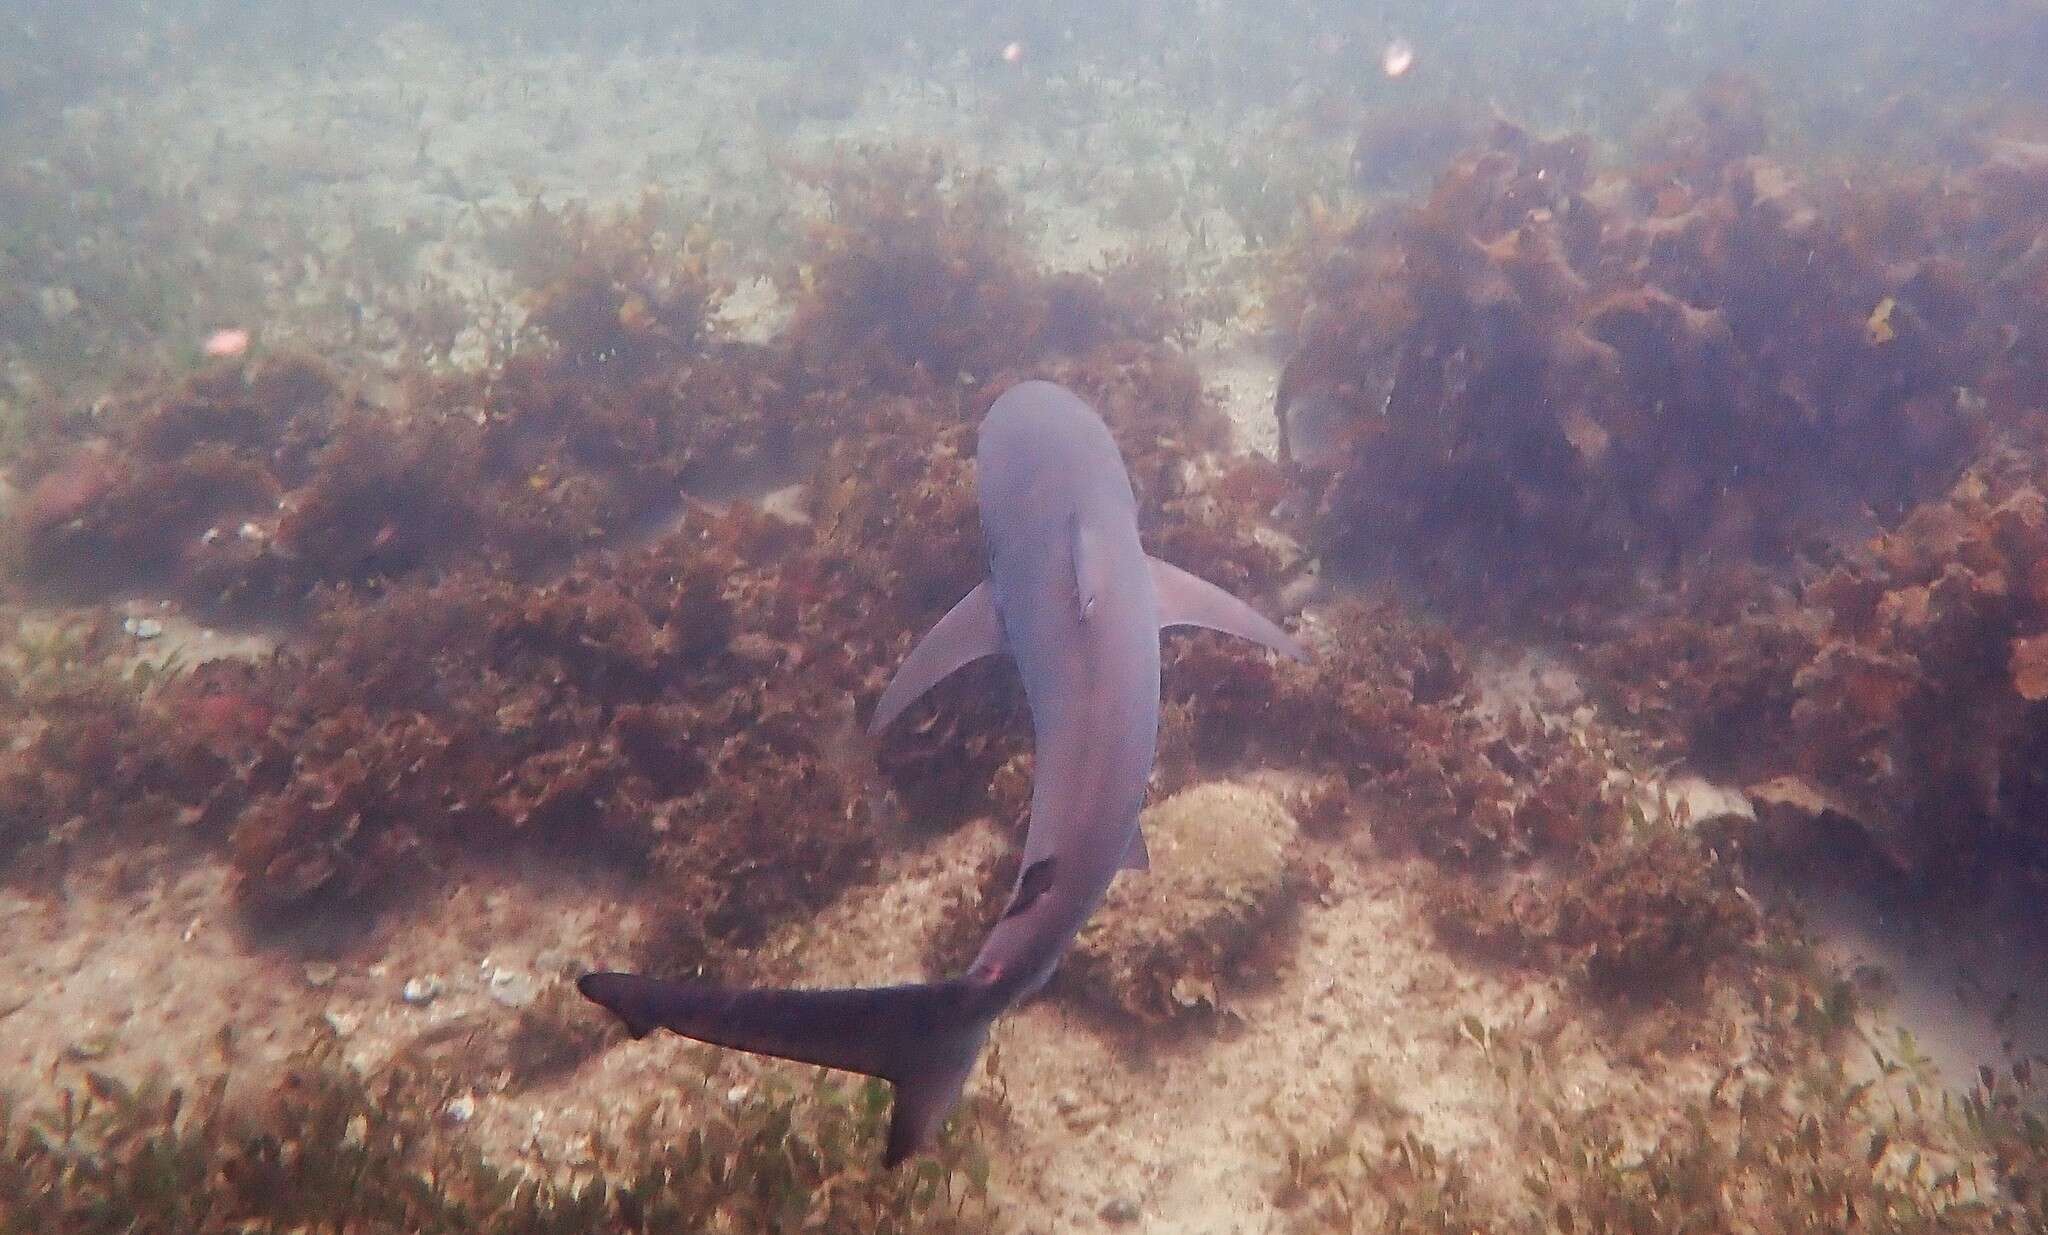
left=1001, top=857, right=1057, bottom=919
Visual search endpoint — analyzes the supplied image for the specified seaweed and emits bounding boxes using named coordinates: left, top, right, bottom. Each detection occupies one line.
left=1429, top=799, right=1764, bottom=1001
left=1276, top=87, right=2043, bottom=627
left=215, top=511, right=885, bottom=949
left=784, top=148, right=1179, bottom=394
left=0, top=1036, right=996, bottom=1233
left=0, top=614, right=235, bottom=879
left=0, top=147, right=1283, bottom=973
left=1161, top=599, right=1615, bottom=866
left=1063, top=782, right=1300, bottom=1026
left=2, top=152, right=1205, bottom=630
left=1274, top=974, right=2036, bottom=1234
left=1591, top=425, right=2048, bottom=891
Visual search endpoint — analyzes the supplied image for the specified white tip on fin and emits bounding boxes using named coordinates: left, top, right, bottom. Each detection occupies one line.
left=1149, top=556, right=1308, bottom=661
left=869, top=581, right=1007, bottom=735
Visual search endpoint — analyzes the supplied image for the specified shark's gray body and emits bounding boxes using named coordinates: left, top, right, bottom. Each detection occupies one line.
left=579, top=380, right=1303, bottom=1164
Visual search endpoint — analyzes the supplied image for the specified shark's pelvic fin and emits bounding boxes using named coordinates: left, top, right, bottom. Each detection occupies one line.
left=868, top=581, right=1006, bottom=734
left=1148, top=556, right=1308, bottom=661
left=577, top=972, right=994, bottom=1167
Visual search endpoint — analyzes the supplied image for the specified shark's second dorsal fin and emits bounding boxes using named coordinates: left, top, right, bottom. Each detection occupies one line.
left=1149, top=556, right=1308, bottom=661
left=869, top=582, right=1007, bottom=734
left=1121, top=827, right=1150, bottom=871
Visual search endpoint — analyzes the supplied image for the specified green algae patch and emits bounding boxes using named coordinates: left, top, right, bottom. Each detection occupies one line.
left=1065, top=781, right=1298, bottom=1025
left=0, top=1040, right=997, bottom=1235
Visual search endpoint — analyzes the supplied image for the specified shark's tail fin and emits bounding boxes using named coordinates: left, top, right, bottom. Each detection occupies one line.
left=576, top=972, right=994, bottom=1167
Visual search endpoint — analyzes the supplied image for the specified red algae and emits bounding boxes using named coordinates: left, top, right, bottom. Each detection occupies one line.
left=1431, top=822, right=1764, bottom=1001
left=1277, top=86, right=2047, bottom=627
left=1593, top=427, right=2048, bottom=888
left=1161, top=600, right=1617, bottom=866
left=783, top=149, right=1178, bottom=394
left=0, top=152, right=1304, bottom=975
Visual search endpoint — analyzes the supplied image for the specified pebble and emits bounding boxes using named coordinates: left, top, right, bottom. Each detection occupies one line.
left=64, top=1032, right=116, bottom=1062
left=1053, top=1088, right=1105, bottom=1132
left=122, top=617, right=164, bottom=640
left=303, top=961, right=337, bottom=988
left=323, top=1009, right=359, bottom=1037
left=1100, top=1197, right=1141, bottom=1224
left=402, top=975, right=444, bottom=1005
left=444, top=1092, right=476, bottom=1124
left=487, top=967, right=539, bottom=1008
left=38, top=285, right=79, bottom=321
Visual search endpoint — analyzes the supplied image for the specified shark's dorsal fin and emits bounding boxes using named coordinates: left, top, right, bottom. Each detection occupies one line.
left=1149, top=556, right=1309, bottom=661
left=1073, top=516, right=1111, bottom=622
left=868, top=581, right=1006, bottom=735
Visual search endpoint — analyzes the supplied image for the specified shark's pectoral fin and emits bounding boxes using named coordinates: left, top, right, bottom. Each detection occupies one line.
left=1121, top=827, right=1150, bottom=871
left=869, top=581, right=1007, bottom=735
left=1149, top=556, right=1309, bottom=661
left=576, top=972, right=994, bottom=1168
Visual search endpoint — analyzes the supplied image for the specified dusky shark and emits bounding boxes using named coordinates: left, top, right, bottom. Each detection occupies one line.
left=578, top=379, right=1305, bottom=1165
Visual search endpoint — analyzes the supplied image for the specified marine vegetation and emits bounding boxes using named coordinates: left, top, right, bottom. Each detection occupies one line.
left=0, top=150, right=1285, bottom=977
left=1274, top=977, right=2048, bottom=1233
left=0, top=1037, right=996, bottom=1234
left=3, top=91, right=2046, bottom=1225
left=576, top=378, right=1307, bottom=1167
left=1065, top=781, right=1300, bottom=1025
left=0, top=613, right=227, bottom=877
left=1272, top=82, right=2048, bottom=901
left=1160, top=599, right=1621, bottom=865
left=1592, top=424, right=2048, bottom=893
left=1429, top=794, right=1764, bottom=1001
left=1276, top=81, right=2047, bottom=630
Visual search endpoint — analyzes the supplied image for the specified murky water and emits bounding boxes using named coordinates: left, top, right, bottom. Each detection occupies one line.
left=3, top=3, right=2047, bottom=1231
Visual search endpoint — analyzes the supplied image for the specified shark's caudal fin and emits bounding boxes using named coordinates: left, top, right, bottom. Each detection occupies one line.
left=577, top=973, right=994, bottom=1167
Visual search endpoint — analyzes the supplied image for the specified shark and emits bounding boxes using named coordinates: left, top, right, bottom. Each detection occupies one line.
left=578, top=379, right=1306, bottom=1165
